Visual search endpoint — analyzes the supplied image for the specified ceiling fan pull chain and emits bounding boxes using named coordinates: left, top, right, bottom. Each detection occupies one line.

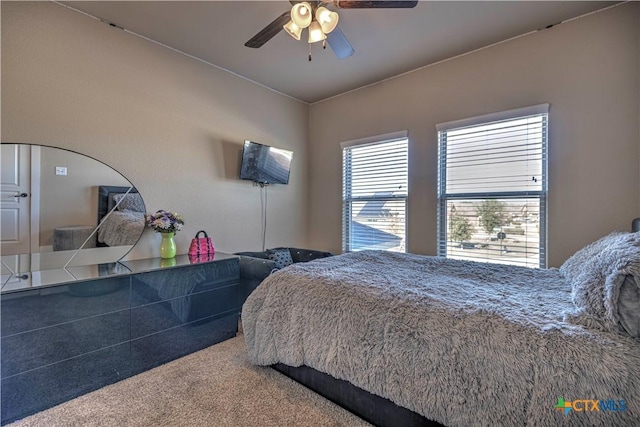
left=322, top=40, right=326, bottom=49
left=309, top=43, right=312, bottom=61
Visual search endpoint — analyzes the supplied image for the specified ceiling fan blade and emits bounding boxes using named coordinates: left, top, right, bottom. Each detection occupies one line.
left=327, top=26, right=354, bottom=59
left=335, top=1, right=418, bottom=8
left=244, top=11, right=291, bottom=48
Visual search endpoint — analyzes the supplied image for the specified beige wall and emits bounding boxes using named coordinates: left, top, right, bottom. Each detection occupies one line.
left=309, top=3, right=640, bottom=267
left=1, top=1, right=309, bottom=259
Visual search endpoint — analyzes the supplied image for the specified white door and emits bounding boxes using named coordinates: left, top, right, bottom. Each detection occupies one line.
left=1, top=144, right=31, bottom=255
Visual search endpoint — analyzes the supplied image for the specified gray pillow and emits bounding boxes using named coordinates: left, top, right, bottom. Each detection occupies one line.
left=267, top=248, right=294, bottom=269
left=113, top=193, right=145, bottom=212
left=618, top=274, right=640, bottom=337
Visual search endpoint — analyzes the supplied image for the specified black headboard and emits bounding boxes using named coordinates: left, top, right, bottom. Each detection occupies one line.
left=97, top=186, right=139, bottom=247
left=633, top=218, right=640, bottom=233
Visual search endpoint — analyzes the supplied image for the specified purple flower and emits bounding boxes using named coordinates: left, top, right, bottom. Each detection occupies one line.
left=145, top=209, right=185, bottom=233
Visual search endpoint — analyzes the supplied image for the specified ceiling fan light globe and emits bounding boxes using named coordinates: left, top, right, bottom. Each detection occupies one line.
left=291, top=2, right=313, bottom=28
left=283, top=20, right=302, bottom=41
left=308, top=21, right=326, bottom=43
left=316, top=7, right=339, bottom=34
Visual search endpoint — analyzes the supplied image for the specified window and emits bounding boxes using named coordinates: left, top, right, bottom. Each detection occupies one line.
left=342, top=132, right=408, bottom=253
left=437, top=104, right=548, bottom=268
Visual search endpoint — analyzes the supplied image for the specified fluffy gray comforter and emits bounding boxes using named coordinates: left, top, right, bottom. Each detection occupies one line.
left=242, top=251, right=640, bottom=426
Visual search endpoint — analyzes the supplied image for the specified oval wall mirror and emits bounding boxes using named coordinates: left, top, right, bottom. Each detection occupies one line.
left=0, top=143, right=146, bottom=275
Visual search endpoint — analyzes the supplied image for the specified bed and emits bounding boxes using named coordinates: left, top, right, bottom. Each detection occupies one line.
left=242, top=228, right=640, bottom=426
left=96, top=185, right=146, bottom=247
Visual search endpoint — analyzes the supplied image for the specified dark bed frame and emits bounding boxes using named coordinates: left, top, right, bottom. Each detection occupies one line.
left=271, top=219, right=640, bottom=427
left=96, top=185, right=140, bottom=247
left=272, top=363, right=442, bottom=427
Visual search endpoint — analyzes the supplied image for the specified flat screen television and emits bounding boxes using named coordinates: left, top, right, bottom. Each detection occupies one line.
left=239, top=140, right=293, bottom=185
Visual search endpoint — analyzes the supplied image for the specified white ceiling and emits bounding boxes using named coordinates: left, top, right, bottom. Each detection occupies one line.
left=60, top=1, right=618, bottom=103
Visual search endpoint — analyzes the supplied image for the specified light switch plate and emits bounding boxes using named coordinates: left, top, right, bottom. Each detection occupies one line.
left=55, top=166, right=67, bottom=176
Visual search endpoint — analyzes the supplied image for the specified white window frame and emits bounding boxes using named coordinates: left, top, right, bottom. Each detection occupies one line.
left=342, top=131, right=409, bottom=253
left=436, top=104, right=549, bottom=268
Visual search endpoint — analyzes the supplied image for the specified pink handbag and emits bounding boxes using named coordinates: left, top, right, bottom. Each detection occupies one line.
left=188, top=230, right=215, bottom=256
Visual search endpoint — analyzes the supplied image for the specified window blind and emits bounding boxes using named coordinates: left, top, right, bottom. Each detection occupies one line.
left=343, top=137, right=408, bottom=253
left=437, top=105, right=548, bottom=268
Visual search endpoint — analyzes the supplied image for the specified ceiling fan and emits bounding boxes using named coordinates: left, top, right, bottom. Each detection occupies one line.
left=245, top=1, right=418, bottom=61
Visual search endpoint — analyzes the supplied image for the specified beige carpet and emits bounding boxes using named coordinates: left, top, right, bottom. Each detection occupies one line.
left=10, top=335, right=371, bottom=427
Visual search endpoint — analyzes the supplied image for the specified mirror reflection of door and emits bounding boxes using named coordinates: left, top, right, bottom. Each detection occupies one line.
left=1, top=144, right=38, bottom=256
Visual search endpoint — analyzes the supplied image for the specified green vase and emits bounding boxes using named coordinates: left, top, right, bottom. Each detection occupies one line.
left=159, top=232, right=177, bottom=259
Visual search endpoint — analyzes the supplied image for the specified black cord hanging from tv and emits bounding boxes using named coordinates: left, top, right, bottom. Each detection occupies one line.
left=260, top=183, right=268, bottom=251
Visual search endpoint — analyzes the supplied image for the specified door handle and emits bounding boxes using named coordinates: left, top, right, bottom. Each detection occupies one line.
left=13, top=193, right=28, bottom=198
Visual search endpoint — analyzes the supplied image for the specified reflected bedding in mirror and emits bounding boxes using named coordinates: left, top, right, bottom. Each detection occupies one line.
left=98, top=211, right=145, bottom=246
left=97, top=186, right=145, bottom=247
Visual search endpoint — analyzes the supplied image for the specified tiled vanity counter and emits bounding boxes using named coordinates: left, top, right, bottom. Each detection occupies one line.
left=1, top=253, right=239, bottom=425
